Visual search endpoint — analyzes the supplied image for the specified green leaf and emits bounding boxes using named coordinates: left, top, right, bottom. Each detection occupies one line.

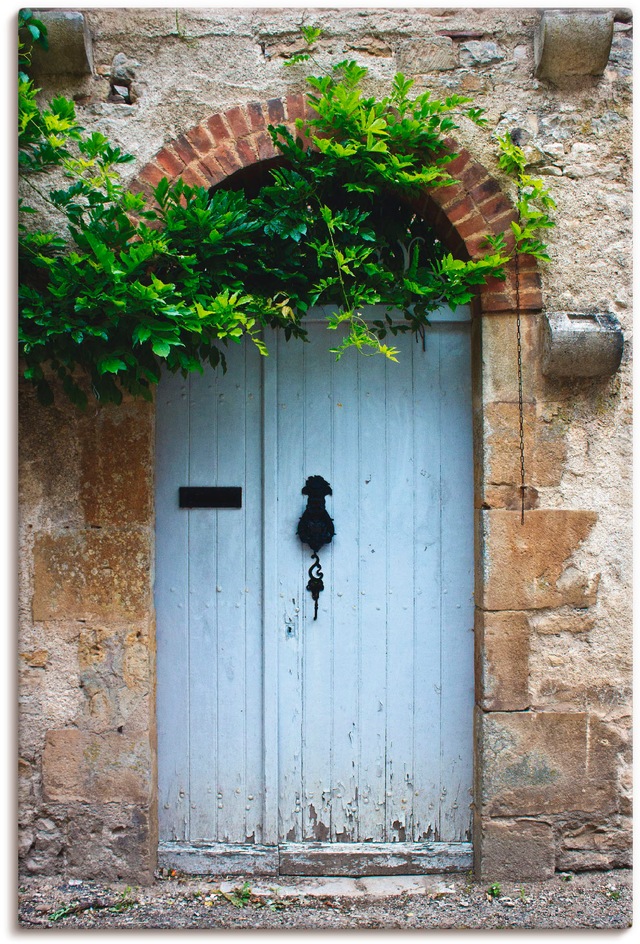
left=98, top=356, right=127, bottom=375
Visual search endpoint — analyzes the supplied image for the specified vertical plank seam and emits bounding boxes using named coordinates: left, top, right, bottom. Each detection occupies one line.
left=411, top=337, right=418, bottom=842
left=187, top=372, right=192, bottom=842
left=384, top=355, right=390, bottom=843
left=438, top=329, right=444, bottom=844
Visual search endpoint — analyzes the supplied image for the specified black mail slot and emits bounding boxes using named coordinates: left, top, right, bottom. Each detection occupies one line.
left=179, top=487, right=242, bottom=509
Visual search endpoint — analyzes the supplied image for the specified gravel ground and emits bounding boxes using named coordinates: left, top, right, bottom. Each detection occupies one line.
left=18, top=868, right=632, bottom=930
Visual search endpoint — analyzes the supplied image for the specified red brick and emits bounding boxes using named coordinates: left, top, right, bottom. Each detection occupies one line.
left=518, top=289, right=543, bottom=311
left=206, top=113, right=230, bottom=143
left=172, top=135, right=198, bottom=165
left=246, top=101, right=267, bottom=131
left=286, top=92, right=307, bottom=121
left=186, top=123, right=215, bottom=156
left=224, top=106, right=250, bottom=139
left=480, top=291, right=516, bottom=312
left=428, top=181, right=465, bottom=210
left=458, top=161, right=490, bottom=191
left=155, top=147, right=185, bottom=178
left=267, top=98, right=286, bottom=124
left=445, top=148, right=472, bottom=176
left=456, top=214, right=488, bottom=240
left=488, top=209, right=519, bottom=235
left=479, top=191, right=514, bottom=221
left=139, top=162, right=165, bottom=189
left=468, top=176, right=501, bottom=204
left=465, top=234, right=491, bottom=258
left=214, top=142, right=243, bottom=175
left=181, top=162, right=211, bottom=188
left=255, top=131, right=278, bottom=161
left=446, top=195, right=476, bottom=224
left=198, top=152, right=225, bottom=182
left=235, top=137, right=258, bottom=166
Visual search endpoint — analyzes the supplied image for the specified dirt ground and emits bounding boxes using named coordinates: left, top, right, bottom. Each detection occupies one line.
left=17, top=867, right=632, bottom=930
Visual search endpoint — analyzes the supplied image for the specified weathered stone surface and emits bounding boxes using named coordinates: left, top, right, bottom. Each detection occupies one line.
left=541, top=312, right=624, bottom=378
left=476, top=611, right=530, bottom=711
left=479, top=314, right=539, bottom=404
left=346, top=36, right=393, bottom=58
left=32, top=529, right=151, bottom=621
left=460, top=41, right=505, bottom=67
left=42, top=729, right=152, bottom=805
left=483, top=402, right=567, bottom=488
left=480, top=510, right=598, bottom=611
left=65, top=803, right=155, bottom=881
left=80, top=404, right=154, bottom=526
left=396, top=38, right=457, bottom=72
left=529, top=610, right=595, bottom=635
left=477, top=818, right=555, bottom=881
left=480, top=712, right=622, bottom=816
left=534, top=11, right=614, bottom=80
left=28, top=11, right=94, bottom=76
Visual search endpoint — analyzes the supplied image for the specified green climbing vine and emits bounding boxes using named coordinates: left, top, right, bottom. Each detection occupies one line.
left=18, top=17, right=554, bottom=407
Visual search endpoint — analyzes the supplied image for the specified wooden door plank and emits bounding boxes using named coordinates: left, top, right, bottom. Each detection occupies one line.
left=159, top=841, right=279, bottom=876
left=261, top=348, right=280, bottom=843
left=355, top=351, right=388, bottom=842
left=299, top=326, right=335, bottom=841
left=384, top=332, right=418, bottom=843
left=411, top=329, right=443, bottom=842
left=213, top=342, right=251, bottom=841
left=275, top=333, right=306, bottom=842
left=278, top=841, right=472, bottom=875
left=187, top=368, right=220, bottom=841
left=244, top=341, right=266, bottom=844
left=438, top=324, right=474, bottom=841
left=155, top=370, right=191, bottom=841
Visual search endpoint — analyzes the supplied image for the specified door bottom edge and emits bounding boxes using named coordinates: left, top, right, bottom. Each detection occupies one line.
left=158, top=841, right=473, bottom=876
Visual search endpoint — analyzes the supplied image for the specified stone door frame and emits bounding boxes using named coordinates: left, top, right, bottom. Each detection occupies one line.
left=121, top=95, right=604, bottom=881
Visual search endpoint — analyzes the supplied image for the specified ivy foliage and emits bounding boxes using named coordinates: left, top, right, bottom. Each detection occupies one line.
left=19, top=19, right=552, bottom=407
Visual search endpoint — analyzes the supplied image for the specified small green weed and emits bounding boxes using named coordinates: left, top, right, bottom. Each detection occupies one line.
left=486, top=882, right=501, bottom=900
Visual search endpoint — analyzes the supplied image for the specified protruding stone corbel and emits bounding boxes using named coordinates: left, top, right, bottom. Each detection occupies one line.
left=534, top=10, right=614, bottom=81
left=28, top=10, right=94, bottom=76
left=541, top=312, right=624, bottom=378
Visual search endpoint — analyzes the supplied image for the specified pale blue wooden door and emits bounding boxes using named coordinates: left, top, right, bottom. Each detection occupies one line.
left=155, top=307, right=474, bottom=873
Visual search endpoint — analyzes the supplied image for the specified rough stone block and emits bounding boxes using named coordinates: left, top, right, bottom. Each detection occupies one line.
left=480, top=711, right=622, bottom=817
left=483, top=402, right=567, bottom=488
left=396, top=38, right=457, bottom=73
left=479, top=314, right=539, bottom=404
left=541, top=312, right=624, bottom=378
left=534, top=11, right=614, bottom=80
left=480, top=509, right=597, bottom=611
left=476, top=611, right=530, bottom=711
left=80, top=404, right=154, bottom=526
left=28, top=11, right=94, bottom=76
left=477, top=818, right=555, bottom=881
left=32, top=529, right=151, bottom=622
left=42, top=729, right=152, bottom=805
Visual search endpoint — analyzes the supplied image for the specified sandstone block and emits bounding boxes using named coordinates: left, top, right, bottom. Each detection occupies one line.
left=480, top=711, right=622, bottom=817
left=42, top=729, right=152, bottom=805
left=33, top=529, right=151, bottom=622
left=480, top=509, right=597, bottom=611
left=460, top=41, right=506, bottom=67
left=480, top=314, right=539, bottom=404
left=80, top=403, right=154, bottom=526
left=530, top=610, right=595, bottom=635
left=477, top=818, right=555, bottom=881
left=476, top=611, right=530, bottom=711
left=483, top=402, right=567, bottom=488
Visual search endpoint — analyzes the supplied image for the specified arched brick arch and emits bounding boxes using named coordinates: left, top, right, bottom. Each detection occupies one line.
left=131, top=95, right=542, bottom=315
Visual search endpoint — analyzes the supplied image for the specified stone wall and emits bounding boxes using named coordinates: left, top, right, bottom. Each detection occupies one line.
left=19, top=7, right=632, bottom=881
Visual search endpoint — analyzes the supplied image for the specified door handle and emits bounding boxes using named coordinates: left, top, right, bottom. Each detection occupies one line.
left=296, top=476, right=335, bottom=620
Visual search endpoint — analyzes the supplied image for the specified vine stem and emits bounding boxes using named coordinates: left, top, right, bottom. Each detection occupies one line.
left=514, top=184, right=526, bottom=526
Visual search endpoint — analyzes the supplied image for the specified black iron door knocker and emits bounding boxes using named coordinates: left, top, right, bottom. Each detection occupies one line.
left=296, top=475, right=335, bottom=620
